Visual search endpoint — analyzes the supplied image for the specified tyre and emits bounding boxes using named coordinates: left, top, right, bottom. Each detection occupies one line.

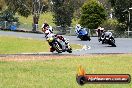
left=67, top=45, right=72, bottom=53
left=111, top=43, right=116, bottom=47
left=111, top=42, right=116, bottom=47
left=98, top=39, right=101, bottom=42
left=87, top=36, right=91, bottom=41
left=102, top=39, right=105, bottom=44
left=80, top=36, right=84, bottom=40
left=109, top=39, right=116, bottom=47
left=110, top=37, right=115, bottom=43
left=98, top=37, right=102, bottom=42
left=80, top=36, right=88, bottom=41
left=53, top=43, right=62, bottom=53
left=67, top=48, right=72, bottom=53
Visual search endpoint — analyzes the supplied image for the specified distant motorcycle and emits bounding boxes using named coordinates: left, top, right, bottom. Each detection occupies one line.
left=77, top=28, right=91, bottom=41
left=102, top=35, right=116, bottom=47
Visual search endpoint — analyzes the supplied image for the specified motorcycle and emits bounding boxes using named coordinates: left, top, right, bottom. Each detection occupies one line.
left=47, top=35, right=72, bottom=53
left=56, top=37, right=72, bottom=53
left=77, top=28, right=91, bottom=41
left=47, top=37, right=63, bottom=53
left=102, top=35, right=116, bottom=47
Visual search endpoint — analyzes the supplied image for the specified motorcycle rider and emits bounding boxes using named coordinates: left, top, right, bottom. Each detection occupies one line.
left=96, top=26, right=104, bottom=42
left=96, top=26, right=104, bottom=37
left=41, top=22, right=53, bottom=33
left=101, top=30, right=113, bottom=44
left=44, top=30, right=56, bottom=52
left=75, top=24, right=82, bottom=35
left=45, top=30, right=68, bottom=52
left=104, top=30, right=113, bottom=38
left=75, top=24, right=91, bottom=41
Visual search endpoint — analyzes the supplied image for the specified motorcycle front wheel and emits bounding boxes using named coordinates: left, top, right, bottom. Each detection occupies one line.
left=53, top=43, right=62, bottom=53
left=109, top=39, right=116, bottom=47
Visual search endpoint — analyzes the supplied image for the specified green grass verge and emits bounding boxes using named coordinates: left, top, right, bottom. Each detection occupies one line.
left=18, top=12, right=78, bottom=30
left=18, top=12, right=55, bottom=30
left=0, top=54, right=132, bottom=88
left=0, top=36, right=82, bottom=54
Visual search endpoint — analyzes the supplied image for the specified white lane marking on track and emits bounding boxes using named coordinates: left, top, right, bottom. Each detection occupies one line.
left=74, top=45, right=91, bottom=51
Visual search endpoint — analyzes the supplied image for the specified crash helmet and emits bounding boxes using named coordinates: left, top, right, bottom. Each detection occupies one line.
left=76, top=24, right=81, bottom=29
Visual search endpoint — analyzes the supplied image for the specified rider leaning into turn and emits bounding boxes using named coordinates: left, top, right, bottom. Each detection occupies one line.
left=44, top=30, right=56, bottom=52
left=75, top=24, right=82, bottom=35
left=44, top=26, right=68, bottom=52
left=102, top=30, right=113, bottom=38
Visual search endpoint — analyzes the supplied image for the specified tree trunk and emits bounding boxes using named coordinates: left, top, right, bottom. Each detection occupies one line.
left=32, top=15, right=39, bottom=32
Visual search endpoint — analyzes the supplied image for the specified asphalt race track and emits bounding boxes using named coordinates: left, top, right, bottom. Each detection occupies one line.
left=0, top=31, right=132, bottom=55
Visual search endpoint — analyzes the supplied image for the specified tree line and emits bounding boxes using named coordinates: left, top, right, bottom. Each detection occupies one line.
left=0, top=0, right=132, bottom=34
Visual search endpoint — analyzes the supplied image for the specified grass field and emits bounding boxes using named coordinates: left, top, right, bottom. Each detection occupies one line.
left=0, top=36, right=82, bottom=54
left=18, top=12, right=78, bottom=31
left=18, top=12, right=55, bottom=30
left=0, top=54, right=132, bottom=88
left=19, top=12, right=55, bottom=26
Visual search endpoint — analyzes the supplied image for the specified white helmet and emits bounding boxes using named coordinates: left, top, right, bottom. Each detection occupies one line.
left=76, top=24, right=81, bottom=29
left=76, top=24, right=80, bottom=26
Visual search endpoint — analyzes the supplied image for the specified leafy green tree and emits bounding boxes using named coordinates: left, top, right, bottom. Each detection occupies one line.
left=114, top=0, right=129, bottom=23
left=98, top=0, right=111, bottom=9
left=4, top=0, right=49, bottom=31
left=4, top=0, right=49, bottom=17
left=5, top=0, right=30, bottom=17
left=0, top=10, right=18, bottom=22
left=108, top=0, right=116, bottom=7
left=79, top=0, right=107, bottom=29
left=0, top=0, right=6, bottom=11
left=98, top=0, right=112, bottom=15
left=73, top=0, right=86, bottom=19
left=109, top=0, right=132, bottom=22
left=52, top=0, right=75, bottom=30
left=74, top=0, right=111, bottom=20
left=108, top=0, right=132, bottom=34
left=101, top=18, right=119, bottom=30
